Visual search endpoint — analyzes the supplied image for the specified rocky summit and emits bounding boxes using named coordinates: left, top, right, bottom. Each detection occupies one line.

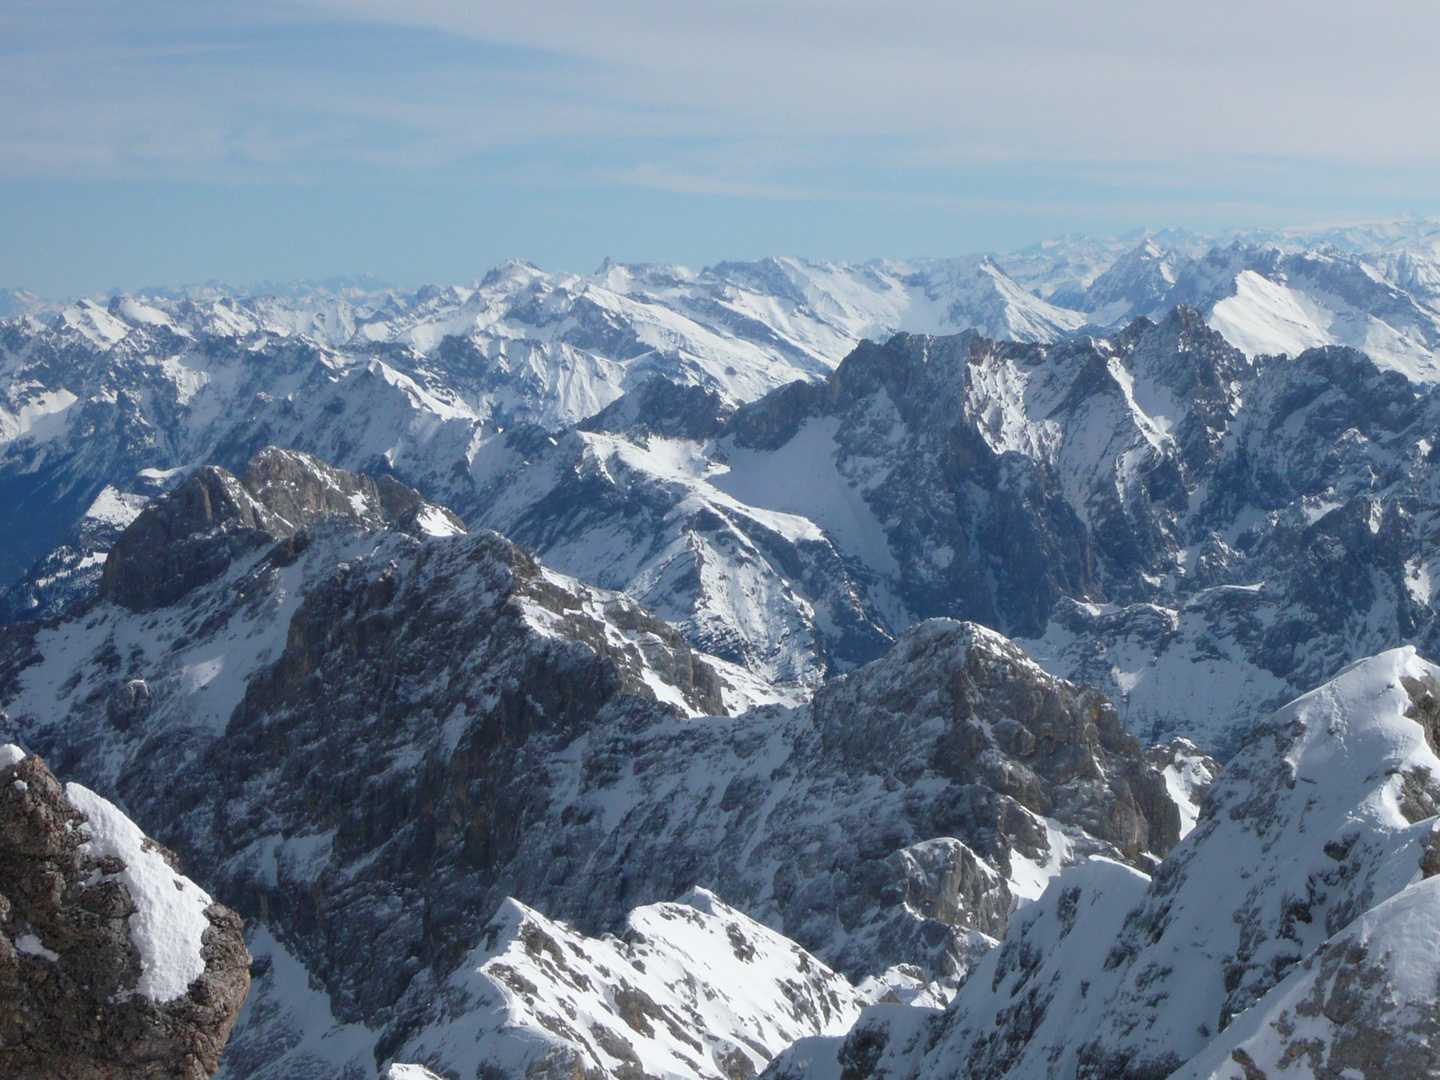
left=0, top=745, right=249, bottom=1079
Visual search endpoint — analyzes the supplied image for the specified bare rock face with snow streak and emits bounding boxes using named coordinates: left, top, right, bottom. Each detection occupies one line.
left=463, top=309, right=1252, bottom=689
left=11, top=265, right=1440, bottom=756
left=101, top=445, right=464, bottom=612
left=0, top=745, right=249, bottom=1080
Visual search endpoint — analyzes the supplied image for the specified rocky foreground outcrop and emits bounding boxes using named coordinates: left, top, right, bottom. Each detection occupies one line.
left=0, top=745, right=249, bottom=1079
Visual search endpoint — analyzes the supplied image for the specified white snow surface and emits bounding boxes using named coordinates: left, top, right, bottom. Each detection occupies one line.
left=83, top=485, right=148, bottom=527
left=766, top=857, right=1152, bottom=1080
left=712, top=417, right=898, bottom=575
left=0, top=742, right=25, bottom=768
left=777, top=647, right=1440, bottom=1080
left=386, top=1066, right=446, bottom=1080
left=1030, top=647, right=1440, bottom=1076
left=0, top=255, right=1086, bottom=467
left=1174, top=873, right=1440, bottom=1080
left=14, top=931, right=60, bottom=962
left=398, top=888, right=866, bottom=1080
left=1160, top=738, right=1219, bottom=838
left=65, top=781, right=214, bottom=1003
left=1208, top=270, right=1335, bottom=358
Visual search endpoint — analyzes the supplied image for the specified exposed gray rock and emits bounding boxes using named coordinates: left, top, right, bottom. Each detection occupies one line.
left=580, top=376, right=737, bottom=441
left=100, top=447, right=464, bottom=612
left=0, top=747, right=249, bottom=1079
left=0, top=456, right=1187, bottom=1079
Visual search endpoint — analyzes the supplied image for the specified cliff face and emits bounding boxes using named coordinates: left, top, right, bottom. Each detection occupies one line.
left=764, top=648, right=1440, bottom=1080
left=99, top=445, right=466, bottom=613
left=0, top=448, right=1192, bottom=1079
left=0, top=745, right=249, bottom=1079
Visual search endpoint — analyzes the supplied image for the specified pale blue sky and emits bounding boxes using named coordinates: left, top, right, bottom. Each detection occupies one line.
left=5, top=0, right=1440, bottom=296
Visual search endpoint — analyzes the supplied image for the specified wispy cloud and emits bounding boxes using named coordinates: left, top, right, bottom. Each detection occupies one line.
left=9, top=0, right=1440, bottom=183
left=5, top=0, right=1440, bottom=293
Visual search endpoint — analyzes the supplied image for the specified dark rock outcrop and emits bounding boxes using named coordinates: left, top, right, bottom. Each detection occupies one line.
left=0, top=748, right=249, bottom=1079
left=100, top=446, right=464, bottom=612
left=581, top=376, right=737, bottom=441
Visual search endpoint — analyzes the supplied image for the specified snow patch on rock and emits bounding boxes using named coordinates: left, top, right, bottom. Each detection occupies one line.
left=65, top=782, right=214, bottom=1004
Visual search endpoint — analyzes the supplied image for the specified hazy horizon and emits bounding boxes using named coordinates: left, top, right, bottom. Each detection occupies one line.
left=7, top=2, right=1440, bottom=295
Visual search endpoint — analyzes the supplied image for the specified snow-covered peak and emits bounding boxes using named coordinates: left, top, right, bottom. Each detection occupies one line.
left=109, top=294, right=178, bottom=331
left=396, top=890, right=867, bottom=1080
left=1079, top=239, right=1185, bottom=325
left=52, top=298, right=132, bottom=348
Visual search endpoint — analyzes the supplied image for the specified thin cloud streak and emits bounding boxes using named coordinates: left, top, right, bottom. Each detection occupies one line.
left=4, top=1, right=1440, bottom=293
left=7, top=1, right=1440, bottom=181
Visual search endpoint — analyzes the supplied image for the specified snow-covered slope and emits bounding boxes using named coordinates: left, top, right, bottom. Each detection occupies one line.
left=1179, top=245, right=1440, bottom=380
left=999, top=226, right=1440, bottom=378
left=10, top=233, right=1440, bottom=749
left=767, top=646, right=1440, bottom=1080
left=32, top=304, right=1420, bottom=759
left=399, top=889, right=865, bottom=1080
left=1174, top=873, right=1440, bottom=1080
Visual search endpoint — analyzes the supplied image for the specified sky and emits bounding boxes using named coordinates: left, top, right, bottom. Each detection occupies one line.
left=5, top=0, right=1440, bottom=296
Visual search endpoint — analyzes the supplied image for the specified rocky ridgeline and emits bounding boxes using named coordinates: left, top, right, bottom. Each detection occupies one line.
left=471, top=307, right=1440, bottom=753
left=100, top=445, right=466, bottom=612
left=766, top=648, right=1440, bottom=1080
left=0, top=447, right=1198, bottom=1079
left=0, top=254, right=1075, bottom=596
left=9, top=269, right=1440, bottom=752
left=0, top=745, right=249, bottom=1079
left=7, top=236, right=1440, bottom=1078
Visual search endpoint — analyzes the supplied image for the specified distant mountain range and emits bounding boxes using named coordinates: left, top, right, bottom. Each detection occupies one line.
left=10, top=223, right=1440, bottom=745
left=10, top=220, right=1440, bottom=1078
